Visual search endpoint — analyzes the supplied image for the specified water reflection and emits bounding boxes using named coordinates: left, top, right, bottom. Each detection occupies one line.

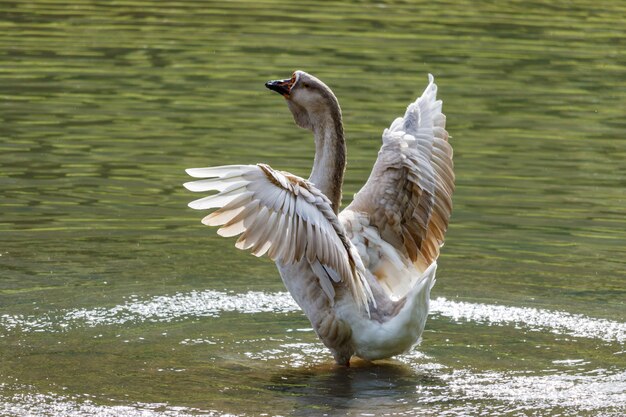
left=268, top=361, right=442, bottom=416
left=265, top=360, right=626, bottom=416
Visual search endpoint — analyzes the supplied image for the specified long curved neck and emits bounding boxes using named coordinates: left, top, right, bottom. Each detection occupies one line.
left=308, top=106, right=346, bottom=214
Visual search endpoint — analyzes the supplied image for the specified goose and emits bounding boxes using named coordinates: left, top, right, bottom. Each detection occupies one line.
left=184, top=71, right=454, bottom=366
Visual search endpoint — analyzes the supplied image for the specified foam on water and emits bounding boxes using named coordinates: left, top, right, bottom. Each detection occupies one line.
left=431, top=297, right=626, bottom=343
left=2, top=291, right=625, bottom=344
left=439, top=368, right=626, bottom=414
left=0, top=291, right=296, bottom=333
left=0, top=386, right=234, bottom=417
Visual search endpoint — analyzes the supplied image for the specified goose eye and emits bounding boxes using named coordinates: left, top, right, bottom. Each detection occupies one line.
left=302, top=82, right=310, bottom=88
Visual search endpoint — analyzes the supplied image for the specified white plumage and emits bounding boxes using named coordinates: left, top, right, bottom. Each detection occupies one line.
left=184, top=163, right=373, bottom=312
left=184, top=71, right=454, bottom=365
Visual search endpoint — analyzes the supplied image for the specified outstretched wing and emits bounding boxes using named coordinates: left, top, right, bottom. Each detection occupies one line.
left=184, top=163, right=372, bottom=310
left=341, top=74, right=454, bottom=299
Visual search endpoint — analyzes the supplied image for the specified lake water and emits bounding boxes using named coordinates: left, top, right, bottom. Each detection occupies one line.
left=1, top=0, right=625, bottom=415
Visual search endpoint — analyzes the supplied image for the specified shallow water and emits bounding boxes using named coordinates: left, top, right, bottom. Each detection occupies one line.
left=1, top=0, right=625, bottom=416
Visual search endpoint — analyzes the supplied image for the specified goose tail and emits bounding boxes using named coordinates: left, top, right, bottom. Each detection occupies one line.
left=351, top=262, right=437, bottom=361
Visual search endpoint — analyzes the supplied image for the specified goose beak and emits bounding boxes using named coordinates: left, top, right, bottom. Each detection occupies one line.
left=265, top=78, right=292, bottom=97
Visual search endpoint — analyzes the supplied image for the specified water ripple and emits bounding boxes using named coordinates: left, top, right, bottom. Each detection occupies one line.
left=440, top=368, right=626, bottom=414
left=2, top=366, right=623, bottom=416
left=432, top=297, right=626, bottom=343
left=0, top=387, right=232, bottom=417
left=1, top=291, right=625, bottom=344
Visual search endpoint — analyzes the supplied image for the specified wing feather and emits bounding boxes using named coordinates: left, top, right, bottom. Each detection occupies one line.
left=285, top=217, right=299, bottom=261
left=305, top=220, right=316, bottom=263
left=267, top=213, right=288, bottom=260
left=250, top=210, right=278, bottom=257
left=342, top=74, right=454, bottom=299
left=184, top=163, right=372, bottom=310
left=188, top=187, right=251, bottom=210
left=186, top=165, right=250, bottom=178
left=311, top=260, right=337, bottom=301
left=216, top=218, right=246, bottom=238
left=295, top=215, right=307, bottom=260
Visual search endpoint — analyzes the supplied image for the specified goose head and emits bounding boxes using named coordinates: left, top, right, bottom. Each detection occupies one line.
left=265, top=70, right=341, bottom=132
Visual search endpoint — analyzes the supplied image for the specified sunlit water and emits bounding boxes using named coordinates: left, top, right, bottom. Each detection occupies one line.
left=1, top=0, right=625, bottom=416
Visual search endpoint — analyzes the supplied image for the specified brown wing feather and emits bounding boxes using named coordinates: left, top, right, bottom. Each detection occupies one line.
left=343, top=75, right=454, bottom=275
left=185, top=163, right=373, bottom=310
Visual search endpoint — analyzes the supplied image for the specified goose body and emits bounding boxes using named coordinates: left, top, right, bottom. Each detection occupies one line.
left=184, top=71, right=454, bottom=365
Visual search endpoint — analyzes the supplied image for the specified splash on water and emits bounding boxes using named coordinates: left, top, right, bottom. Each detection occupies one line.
left=431, top=297, right=626, bottom=343
left=438, top=368, right=626, bottom=414
left=2, top=291, right=624, bottom=344
left=0, top=386, right=234, bottom=417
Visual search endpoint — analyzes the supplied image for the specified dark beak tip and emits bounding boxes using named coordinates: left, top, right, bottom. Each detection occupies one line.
left=265, top=79, right=291, bottom=96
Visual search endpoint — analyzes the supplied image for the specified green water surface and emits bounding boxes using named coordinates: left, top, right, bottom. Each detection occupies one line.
left=1, top=1, right=625, bottom=416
